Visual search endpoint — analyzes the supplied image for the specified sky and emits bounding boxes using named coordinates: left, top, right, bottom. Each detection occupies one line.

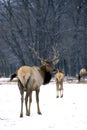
left=0, top=78, right=87, bottom=130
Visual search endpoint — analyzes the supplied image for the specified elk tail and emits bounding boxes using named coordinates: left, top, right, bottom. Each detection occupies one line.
left=10, top=71, right=17, bottom=81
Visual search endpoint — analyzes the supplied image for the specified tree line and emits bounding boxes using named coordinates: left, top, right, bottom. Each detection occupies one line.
left=0, top=0, right=87, bottom=77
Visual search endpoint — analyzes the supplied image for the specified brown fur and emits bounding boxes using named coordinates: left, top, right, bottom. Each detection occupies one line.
left=55, top=70, right=64, bottom=98
left=10, top=60, right=58, bottom=117
left=78, top=68, right=86, bottom=82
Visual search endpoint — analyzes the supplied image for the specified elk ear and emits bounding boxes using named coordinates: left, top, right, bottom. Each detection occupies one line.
left=53, top=59, right=59, bottom=65
left=41, top=60, right=46, bottom=65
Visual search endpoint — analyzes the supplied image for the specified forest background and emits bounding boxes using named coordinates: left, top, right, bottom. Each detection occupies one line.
left=0, top=0, right=87, bottom=77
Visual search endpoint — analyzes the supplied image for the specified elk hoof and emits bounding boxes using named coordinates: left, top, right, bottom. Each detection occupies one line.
left=20, top=114, right=23, bottom=118
left=60, top=95, right=63, bottom=98
left=56, top=96, right=59, bottom=98
left=26, top=112, right=30, bottom=116
left=38, top=112, right=42, bottom=115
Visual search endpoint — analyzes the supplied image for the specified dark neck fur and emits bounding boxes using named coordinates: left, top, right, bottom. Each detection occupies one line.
left=40, top=65, right=52, bottom=85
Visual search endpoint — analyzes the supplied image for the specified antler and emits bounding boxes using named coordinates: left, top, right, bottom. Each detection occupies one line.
left=51, top=46, right=59, bottom=63
left=28, top=45, right=59, bottom=65
left=28, top=45, right=45, bottom=62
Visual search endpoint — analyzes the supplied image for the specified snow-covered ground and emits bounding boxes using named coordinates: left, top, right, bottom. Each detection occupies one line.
left=0, top=78, right=87, bottom=130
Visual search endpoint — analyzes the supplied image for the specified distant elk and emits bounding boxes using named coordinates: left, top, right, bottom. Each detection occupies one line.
left=10, top=46, right=59, bottom=117
left=78, top=68, right=86, bottom=82
left=55, top=70, right=64, bottom=98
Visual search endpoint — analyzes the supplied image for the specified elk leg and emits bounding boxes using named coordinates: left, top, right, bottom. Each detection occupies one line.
left=56, top=84, right=59, bottom=98
left=60, top=83, right=63, bottom=98
left=60, top=91, right=63, bottom=98
left=20, top=93, right=24, bottom=117
left=18, top=80, right=24, bottom=117
left=25, top=93, right=29, bottom=116
left=28, top=91, right=32, bottom=116
left=36, top=90, right=42, bottom=115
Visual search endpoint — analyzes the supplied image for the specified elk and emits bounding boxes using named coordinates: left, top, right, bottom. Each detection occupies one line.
left=10, top=47, right=59, bottom=117
left=55, top=70, right=64, bottom=98
left=78, top=68, right=86, bottom=82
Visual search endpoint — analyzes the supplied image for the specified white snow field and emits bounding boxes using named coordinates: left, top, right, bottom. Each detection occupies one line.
left=0, top=78, right=87, bottom=130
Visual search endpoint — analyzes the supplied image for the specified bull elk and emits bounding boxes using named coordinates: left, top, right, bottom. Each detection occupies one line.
left=10, top=47, right=59, bottom=117
left=55, top=70, right=64, bottom=98
left=78, top=68, right=86, bottom=82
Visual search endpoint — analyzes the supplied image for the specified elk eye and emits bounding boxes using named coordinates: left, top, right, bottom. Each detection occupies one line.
left=46, top=64, right=49, bottom=67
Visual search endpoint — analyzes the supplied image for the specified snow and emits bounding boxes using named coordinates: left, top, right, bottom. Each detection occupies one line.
left=0, top=79, right=87, bottom=130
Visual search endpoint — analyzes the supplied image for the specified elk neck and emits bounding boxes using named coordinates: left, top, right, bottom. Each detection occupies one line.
left=40, top=65, right=52, bottom=85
